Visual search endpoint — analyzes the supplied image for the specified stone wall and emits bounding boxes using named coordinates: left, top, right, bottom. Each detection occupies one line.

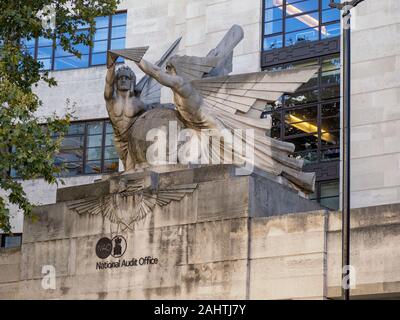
left=350, top=0, right=400, bottom=208
left=1, top=166, right=400, bottom=300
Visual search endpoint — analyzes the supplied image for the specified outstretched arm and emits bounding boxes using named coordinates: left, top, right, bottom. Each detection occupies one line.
left=104, top=61, right=116, bottom=100
left=136, top=59, right=184, bottom=90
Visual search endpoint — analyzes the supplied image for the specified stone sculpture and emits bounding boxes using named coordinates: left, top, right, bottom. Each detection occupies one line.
left=104, top=25, right=319, bottom=193
left=104, top=40, right=181, bottom=171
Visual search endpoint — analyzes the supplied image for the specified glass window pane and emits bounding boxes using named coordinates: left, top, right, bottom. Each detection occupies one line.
left=55, top=149, right=83, bottom=163
left=322, top=0, right=332, bottom=10
left=37, top=46, right=53, bottom=59
left=86, top=147, right=102, bottom=161
left=38, top=59, right=52, bottom=70
left=321, top=181, right=339, bottom=197
left=91, top=52, right=107, bottom=65
left=322, top=68, right=340, bottom=86
left=106, top=122, right=114, bottom=134
left=60, top=162, right=83, bottom=176
left=321, top=148, right=340, bottom=161
left=285, top=28, right=319, bottom=46
left=61, top=136, right=84, bottom=149
left=85, top=161, right=102, bottom=174
left=321, top=86, right=340, bottom=100
left=110, top=38, right=126, bottom=50
left=54, top=55, right=89, bottom=70
left=105, top=146, right=118, bottom=159
left=4, top=235, right=22, bottom=248
left=94, top=27, right=109, bottom=41
left=264, top=20, right=283, bottom=35
left=320, top=196, right=339, bottom=210
left=68, top=123, right=85, bottom=135
left=322, top=8, right=340, bottom=23
left=104, top=159, right=119, bottom=173
left=285, top=135, right=318, bottom=151
left=286, top=12, right=319, bottom=33
left=22, top=37, right=36, bottom=47
left=38, top=36, right=53, bottom=46
left=285, top=90, right=319, bottom=107
left=73, top=42, right=90, bottom=55
left=263, top=35, right=283, bottom=50
left=286, top=0, right=318, bottom=16
left=265, top=0, right=281, bottom=9
left=285, top=106, right=317, bottom=123
left=321, top=132, right=340, bottom=147
left=265, top=7, right=283, bottom=22
left=112, top=12, right=127, bottom=26
left=322, top=117, right=340, bottom=132
left=322, top=56, right=341, bottom=71
left=322, top=102, right=340, bottom=117
left=285, top=120, right=318, bottom=136
left=87, top=122, right=103, bottom=135
left=26, top=47, right=35, bottom=57
left=55, top=45, right=69, bottom=58
left=87, top=135, right=102, bottom=148
left=105, top=133, right=114, bottom=146
left=92, top=40, right=108, bottom=53
left=111, top=25, right=126, bottom=39
left=95, top=15, right=110, bottom=28
left=293, top=150, right=319, bottom=164
left=322, top=23, right=340, bottom=39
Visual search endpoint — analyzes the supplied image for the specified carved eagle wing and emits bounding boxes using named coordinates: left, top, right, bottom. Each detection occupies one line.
left=67, top=182, right=197, bottom=231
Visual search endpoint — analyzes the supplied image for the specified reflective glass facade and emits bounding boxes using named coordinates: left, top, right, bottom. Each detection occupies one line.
left=53, top=120, right=119, bottom=176
left=23, top=12, right=126, bottom=71
left=263, top=0, right=340, bottom=51
left=263, top=55, right=340, bottom=166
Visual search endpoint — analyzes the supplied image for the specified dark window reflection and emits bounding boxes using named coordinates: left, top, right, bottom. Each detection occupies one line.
left=262, top=54, right=340, bottom=165
left=54, top=120, right=119, bottom=177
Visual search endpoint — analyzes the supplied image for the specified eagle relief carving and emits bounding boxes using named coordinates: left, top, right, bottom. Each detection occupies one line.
left=67, top=177, right=197, bottom=231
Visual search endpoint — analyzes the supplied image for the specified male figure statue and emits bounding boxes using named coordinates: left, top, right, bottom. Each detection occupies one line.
left=104, top=56, right=145, bottom=171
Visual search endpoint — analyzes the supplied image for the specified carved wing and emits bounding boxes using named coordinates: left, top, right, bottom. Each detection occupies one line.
left=107, top=47, right=149, bottom=67
left=137, top=38, right=182, bottom=105
left=121, top=183, right=198, bottom=231
left=206, top=24, right=244, bottom=77
left=67, top=194, right=119, bottom=223
left=192, top=66, right=320, bottom=121
left=68, top=180, right=198, bottom=232
left=191, top=67, right=319, bottom=193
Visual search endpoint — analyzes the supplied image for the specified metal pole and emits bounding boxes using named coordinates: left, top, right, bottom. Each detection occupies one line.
left=329, top=0, right=366, bottom=300
left=342, top=11, right=351, bottom=301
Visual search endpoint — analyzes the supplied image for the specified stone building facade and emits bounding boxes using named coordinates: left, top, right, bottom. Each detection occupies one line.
left=1, top=0, right=400, bottom=299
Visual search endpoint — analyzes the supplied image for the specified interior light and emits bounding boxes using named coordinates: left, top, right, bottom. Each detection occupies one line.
left=286, top=114, right=336, bottom=143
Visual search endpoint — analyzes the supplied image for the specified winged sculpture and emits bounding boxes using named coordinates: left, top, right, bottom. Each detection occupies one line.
left=104, top=38, right=181, bottom=171
left=104, top=25, right=319, bottom=193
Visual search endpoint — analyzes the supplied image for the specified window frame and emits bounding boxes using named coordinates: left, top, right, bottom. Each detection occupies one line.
left=28, top=11, right=127, bottom=71
left=262, top=54, right=340, bottom=166
left=54, top=119, right=120, bottom=177
left=262, top=0, right=340, bottom=52
left=0, top=233, right=22, bottom=249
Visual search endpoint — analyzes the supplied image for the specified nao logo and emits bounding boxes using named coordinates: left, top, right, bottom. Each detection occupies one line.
left=95, top=236, right=127, bottom=259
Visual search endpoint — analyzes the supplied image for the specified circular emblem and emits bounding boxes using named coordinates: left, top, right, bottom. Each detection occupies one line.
left=111, top=235, right=127, bottom=258
left=95, top=237, right=113, bottom=259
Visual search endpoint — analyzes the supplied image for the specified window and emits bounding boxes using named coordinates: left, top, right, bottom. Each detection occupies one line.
left=23, top=12, right=127, bottom=70
left=310, top=180, right=339, bottom=210
left=263, top=0, right=340, bottom=51
left=53, top=120, right=119, bottom=176
left=0, top=234, right=22, bottom=249
left=262, top=55, right=340, bottom=165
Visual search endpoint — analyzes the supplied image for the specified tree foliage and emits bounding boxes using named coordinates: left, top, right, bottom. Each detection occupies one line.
left=0, top=0, right=120, bottom=233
